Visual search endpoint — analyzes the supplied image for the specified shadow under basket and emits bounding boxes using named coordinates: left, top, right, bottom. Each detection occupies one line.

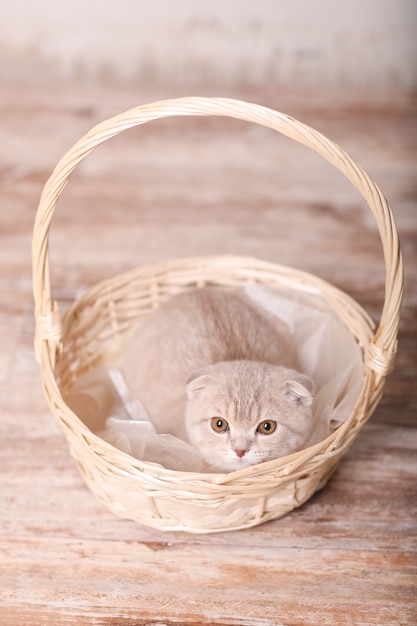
left=32, top=97, right=403, bottom=533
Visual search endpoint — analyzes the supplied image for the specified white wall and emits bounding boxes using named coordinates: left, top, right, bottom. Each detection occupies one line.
left=1, top=0, right=416, bottom=87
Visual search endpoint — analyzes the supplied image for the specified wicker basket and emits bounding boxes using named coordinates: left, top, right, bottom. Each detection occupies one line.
left=32, top=97, right=403, bottom=533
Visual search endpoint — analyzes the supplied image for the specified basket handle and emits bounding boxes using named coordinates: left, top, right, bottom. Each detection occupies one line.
left=32, top=97, right=403, bottom=377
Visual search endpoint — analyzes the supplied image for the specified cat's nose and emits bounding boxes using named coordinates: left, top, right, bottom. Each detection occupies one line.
left=234, top=449, right=247, bottom=458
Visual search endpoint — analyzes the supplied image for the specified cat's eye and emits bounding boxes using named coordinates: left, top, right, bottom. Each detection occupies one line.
left=257, top=420, right=277, bottom=435
left=211, top=417, right=229, bottom=433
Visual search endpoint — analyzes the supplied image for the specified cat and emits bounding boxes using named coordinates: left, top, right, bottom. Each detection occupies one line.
left=121, top=287, right=316, bottom=473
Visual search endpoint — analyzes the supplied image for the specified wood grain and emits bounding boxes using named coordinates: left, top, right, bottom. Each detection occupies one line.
left=0, top=81, right=416, bottom=625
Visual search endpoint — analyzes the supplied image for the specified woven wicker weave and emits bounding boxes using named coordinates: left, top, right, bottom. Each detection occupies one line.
left=32, top=97, right=403, bottom=533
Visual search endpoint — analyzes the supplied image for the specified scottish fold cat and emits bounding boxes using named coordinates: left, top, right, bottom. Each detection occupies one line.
left=121, top=287, right=316, bottom=472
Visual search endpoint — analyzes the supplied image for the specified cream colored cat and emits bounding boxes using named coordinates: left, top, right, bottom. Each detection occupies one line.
left=121, top=287, right=316, bottom=472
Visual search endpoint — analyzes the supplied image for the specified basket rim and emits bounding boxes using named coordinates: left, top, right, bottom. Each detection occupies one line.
left=50, top=254, right=374, bottom=486
left=32, top=96, right=403, bottom=379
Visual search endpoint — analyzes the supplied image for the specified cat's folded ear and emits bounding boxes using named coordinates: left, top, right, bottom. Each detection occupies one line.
left=285, top=375, right=315, bottom=407
left=186, top=370, right=215, bottom=398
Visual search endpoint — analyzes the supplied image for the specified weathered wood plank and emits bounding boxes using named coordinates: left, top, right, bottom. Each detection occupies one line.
left=1, top=537, right=416, bottom=626
left=0, top=81, right=416, bottom=624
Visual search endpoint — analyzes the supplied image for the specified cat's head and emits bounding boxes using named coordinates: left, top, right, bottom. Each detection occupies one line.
left=185, top=361, right=316, bottom=473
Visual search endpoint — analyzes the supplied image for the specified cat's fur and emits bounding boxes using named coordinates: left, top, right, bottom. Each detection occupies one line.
left=121, top=287, right=316, bottom=472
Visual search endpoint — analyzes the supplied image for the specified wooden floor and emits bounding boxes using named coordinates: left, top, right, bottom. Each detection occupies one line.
left=0, top=81, right=416, bottom=625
